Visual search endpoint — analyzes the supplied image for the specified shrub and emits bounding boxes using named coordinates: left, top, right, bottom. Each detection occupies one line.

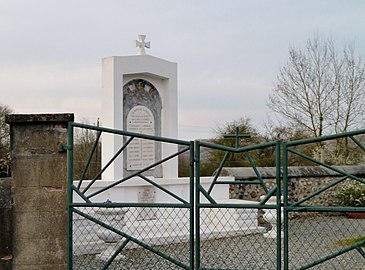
left=336, top=182, right=365, bottom=207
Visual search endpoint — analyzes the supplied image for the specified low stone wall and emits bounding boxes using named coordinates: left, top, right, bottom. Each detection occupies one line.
left=0, top=177, right=12, bottom=270
left=222, top=166, right=365, bottom=206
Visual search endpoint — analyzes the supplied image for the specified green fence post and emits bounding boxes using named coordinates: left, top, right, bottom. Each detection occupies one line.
left=189, top=141, right=195, bottom=270
left=283, top=142, right=289, bottom=270
left=67, top=122, right=74, bottom=270
left=195, top=141, right=201, bottom=270
left=276, top=141, right=282, bottom=270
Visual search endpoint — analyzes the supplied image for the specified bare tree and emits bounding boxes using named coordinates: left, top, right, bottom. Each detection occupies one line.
left=268, top=35, right=365, bottom=161
left=331, top=44, right=365, bottom=133
left=269, top=35, right=365, bottom=136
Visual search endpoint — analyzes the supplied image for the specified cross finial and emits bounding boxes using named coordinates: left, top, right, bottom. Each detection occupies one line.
left=224, top=127, right=251, bottom=148
left=135, top=34, right=150, bottom=55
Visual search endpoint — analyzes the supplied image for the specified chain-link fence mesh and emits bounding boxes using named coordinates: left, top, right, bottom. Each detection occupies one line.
left=198, top=208, right=365, bottom=270
left=198, top=207, right=278, bottom=270
left=72, top=206, right=191, bottom=269
left=285, top=169, right=365, bottom=269
left=287, top=213, right=365, bottom=270
left=71, top=207, right=365, bottom=269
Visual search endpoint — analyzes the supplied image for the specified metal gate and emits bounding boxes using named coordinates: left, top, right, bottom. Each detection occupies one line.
left=194, top=140, right=282, bottom=269
left=282, top=130, right=365, bottom=269
left=67, top=122, right=195, bottom=269
left=67, top=122, right=365, bottom=269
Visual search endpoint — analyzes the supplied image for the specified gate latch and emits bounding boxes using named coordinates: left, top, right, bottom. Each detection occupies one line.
left=59, top=144, right=71, bottom=152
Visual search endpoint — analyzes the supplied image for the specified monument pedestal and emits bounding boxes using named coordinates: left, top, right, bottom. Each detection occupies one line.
left=95, top=208, right=128, bottom=261
left=73, top=177, right=263, bottom=255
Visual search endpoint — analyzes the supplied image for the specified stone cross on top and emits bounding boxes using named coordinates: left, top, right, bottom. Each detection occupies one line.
left=135, top=34, right=150, bottom=55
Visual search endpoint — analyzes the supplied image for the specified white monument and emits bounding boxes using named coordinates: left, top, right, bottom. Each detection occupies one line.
left=72, top=36, right=264, bottom=256
left=102, top=34, right=178, bottom=181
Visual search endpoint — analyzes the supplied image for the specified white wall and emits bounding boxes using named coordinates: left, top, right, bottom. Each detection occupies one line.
left=101, top=55, right=178, bottom=181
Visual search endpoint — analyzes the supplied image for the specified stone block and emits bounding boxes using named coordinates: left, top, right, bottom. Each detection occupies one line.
left=12, top=238, right=67, bottom=266
left=12, top=156, right=67, bottom=188
left=11, top=127, right=65, bottom=157
left=11, top=187, right=40, bottom=212
left=38, top=211, right=67, bottom=239
left=11, top=160, right=40, bottom=187
left=11, top=264, right=67, bottom=270
left=39, top=157, right=67, bottom=188
left=12, top=211, right=66, bottom=240
left=12, top=212, right=39, bottom=240
left=39, top=187, right=66, bottom=212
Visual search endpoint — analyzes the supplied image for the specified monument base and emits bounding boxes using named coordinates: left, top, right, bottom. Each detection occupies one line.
left=73, top=177, right=263, bottom=255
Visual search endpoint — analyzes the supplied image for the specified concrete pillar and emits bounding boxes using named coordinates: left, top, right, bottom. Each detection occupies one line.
left=5, top=114, right=74, bottom=270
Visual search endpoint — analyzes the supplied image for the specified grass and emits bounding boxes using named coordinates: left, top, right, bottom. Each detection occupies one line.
left=336, top=235, right=365, bottom=247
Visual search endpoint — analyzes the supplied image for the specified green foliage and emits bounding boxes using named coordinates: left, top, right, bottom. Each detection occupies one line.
left=0, top=153, right=11, bottom=177
left=336, top=235, right=365, bottom=247
left=73, top=126, right=101, bottom=180
left=178, top=147, right=191, bottom=177
left=336, top=182, right=365, bottom=207
left=205, top=118, right=317, bottom=175
left=210, top=117, right=264, bottom=167
left=0, top=104, right=13, bottom=177
left=264, top=123, right=315, bottom=166
left=326, top=136, right=365, bottom=165
left=194, top=117, right=280, bottom=176
left=213, top=118, right=259, bottom=146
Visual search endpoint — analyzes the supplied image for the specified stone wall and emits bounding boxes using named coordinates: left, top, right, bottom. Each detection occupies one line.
left=0, top=177, right=12, bottom=270
left=222, top=166, right=365, bottom=206
left=5, top=114, right=74, bottom=270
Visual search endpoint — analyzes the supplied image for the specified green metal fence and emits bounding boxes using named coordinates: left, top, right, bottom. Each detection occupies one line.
left=67, top=122, right=365, bottom=269
left=283, top=129, right=365, bottom=269
left=67, top=122, right=194, bottom=269
left=195, top=140, right=282, bottom=269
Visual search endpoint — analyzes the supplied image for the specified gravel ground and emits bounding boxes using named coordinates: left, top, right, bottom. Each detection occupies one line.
left=73, top=215, right=365, bottom=270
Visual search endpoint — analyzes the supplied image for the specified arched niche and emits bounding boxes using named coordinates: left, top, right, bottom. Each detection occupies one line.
left=123, top=79, right=162, bottom=177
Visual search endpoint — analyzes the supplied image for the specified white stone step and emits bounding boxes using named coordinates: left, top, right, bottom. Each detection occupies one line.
left=73, top=199, right=263, bottom=254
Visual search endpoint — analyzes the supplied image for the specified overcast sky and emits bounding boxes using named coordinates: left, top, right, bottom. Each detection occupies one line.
left=1, top=0, right=364, bottom=140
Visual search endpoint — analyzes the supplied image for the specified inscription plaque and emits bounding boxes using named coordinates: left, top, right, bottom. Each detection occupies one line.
left=127, top=105, right=155, bottom=170
left=123, top=79, right=162, bottom=177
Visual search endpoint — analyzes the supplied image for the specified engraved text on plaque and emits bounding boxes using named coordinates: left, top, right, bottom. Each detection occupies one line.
left=126, top=105, right=155, bottom=170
